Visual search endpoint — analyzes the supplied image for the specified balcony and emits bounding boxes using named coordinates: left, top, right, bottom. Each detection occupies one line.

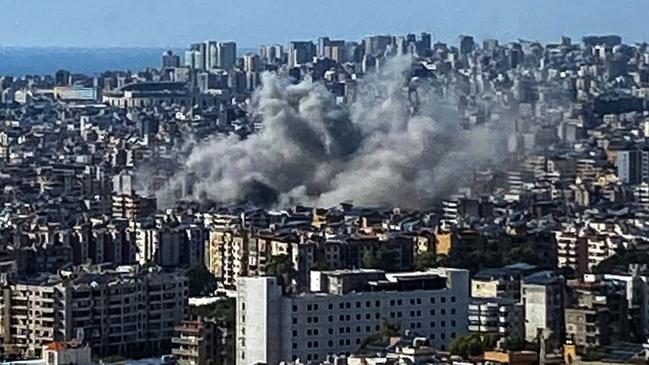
left=172, top=348, right=198, bottom=357
left=172, top=337, right=199, bottom=345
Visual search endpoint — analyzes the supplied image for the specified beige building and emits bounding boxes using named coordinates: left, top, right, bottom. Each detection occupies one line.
left=172, top=320, right=224, bottom=365
left=0, top=264, right=188, bottom=358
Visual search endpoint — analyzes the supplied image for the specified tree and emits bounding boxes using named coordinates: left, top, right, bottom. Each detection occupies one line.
left=415, top=251, right=439, bottom=270
left=503, top=245, right=540, bottom=266
left=187, top=264, right=218, bottom=297
left=361, top=247, right=396, bottom=270
left=266, top=254, right=295, bottom=278
left=449, top=334, right=495, bottom=359
left=501, top=335, right=533, bottom=352
left=190, top=298, right=236, bottom=326
left=361, top=249, right=382, bottom=269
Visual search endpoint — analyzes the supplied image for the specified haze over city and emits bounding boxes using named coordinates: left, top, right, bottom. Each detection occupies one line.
left=3, top=2, right=649, bottom=365
left=1, top=0, right=649, bottom=47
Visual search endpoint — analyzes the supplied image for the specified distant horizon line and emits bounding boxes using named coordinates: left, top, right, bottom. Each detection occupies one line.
left=0, top=31, right=642, bottom=50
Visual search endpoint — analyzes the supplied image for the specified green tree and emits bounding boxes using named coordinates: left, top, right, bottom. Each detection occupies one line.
left=361, top=247, right=396, bottom=270
left=187, top=264, right=218, bottom=297
left=503, top=246, right=540, bottom=266
left=190, top=298, right=236, bottom=326
left=361, top=249, right=382, bottom=269
left=415, top=251, right=439, bottom=270
left=449, top=334, right=495, bottom=359
left=267, top=254, right=296, bottom=277
left=501, top=335, right=532, bottom=352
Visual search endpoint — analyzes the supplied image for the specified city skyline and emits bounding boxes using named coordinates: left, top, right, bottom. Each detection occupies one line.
left=1, top=0, right=649, bottom=48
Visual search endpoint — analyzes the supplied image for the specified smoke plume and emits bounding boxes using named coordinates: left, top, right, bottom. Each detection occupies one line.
left=155, top=57, right=503, bottom=209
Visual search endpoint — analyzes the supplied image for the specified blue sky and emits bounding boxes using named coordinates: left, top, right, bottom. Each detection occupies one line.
left=2, top=0, right=648, bottom=48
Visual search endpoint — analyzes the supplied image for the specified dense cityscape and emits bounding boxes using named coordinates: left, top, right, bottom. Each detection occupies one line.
left=2, top=30, right=649, bottom=365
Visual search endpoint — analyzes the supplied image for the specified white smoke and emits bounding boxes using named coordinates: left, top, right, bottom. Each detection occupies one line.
left=155, top=56, right=503, bottom=209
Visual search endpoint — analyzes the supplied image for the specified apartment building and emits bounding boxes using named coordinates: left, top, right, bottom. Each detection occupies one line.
left=172, top=320, right=223, bottom=365
left=521, top=271, right=565, bottom=347
left=0, top=264, right=188, bottom=358
left=236, top=268, right=469, bottom=365
left=468, top=298, right=524, bottom=340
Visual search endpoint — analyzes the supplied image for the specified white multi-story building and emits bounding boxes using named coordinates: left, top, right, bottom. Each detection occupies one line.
left=236, top=268, right=469, bottom=365
left=521, top=271, right=565, bottom=346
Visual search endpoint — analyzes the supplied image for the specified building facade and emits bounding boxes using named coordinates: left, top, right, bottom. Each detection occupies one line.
left=236, top=268, right=469, bottom=365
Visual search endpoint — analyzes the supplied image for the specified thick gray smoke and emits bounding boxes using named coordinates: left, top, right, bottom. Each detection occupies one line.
left=157, top=57, right=502, bottom=209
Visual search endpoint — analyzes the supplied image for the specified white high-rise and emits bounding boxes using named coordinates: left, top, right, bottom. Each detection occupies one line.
left=236, top=268, right=469, bottom=365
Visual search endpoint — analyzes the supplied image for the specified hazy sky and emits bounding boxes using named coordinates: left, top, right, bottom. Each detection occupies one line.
left=2, top=0, right=649, bottom=48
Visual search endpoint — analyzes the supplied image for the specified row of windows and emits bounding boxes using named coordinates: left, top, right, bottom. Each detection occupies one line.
left=292, top=296, right=458, bottom=312
left=294, top=308, right=458, bottom=325
left=294, top=320, right=457, bottom=338
left=292, top=332, right=458, bottom=353
left=294, top=325, right=383, bottom=337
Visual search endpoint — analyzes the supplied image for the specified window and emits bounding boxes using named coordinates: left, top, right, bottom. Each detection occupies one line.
left=430, top=309, right=436, bottom=315
left=451, top=308, right=456, bottom=315
left=441, top=320, right=446, bottom=327
left=329, top=315, right=334, bottom=322
left=292, top=343, right=297, bottom=349
left=430, top=321, right=436, bottom=328
left=441, top=309, right=446, bottom=315
left=292, top=330, right=298, bottom=337
left=441, top=297, right=446, bottom=303
left=451, top=296, right=456, bottom=303
left=375, top=300, right=381, bottom=307
left=356, top=302, right=361, bottom=308
left=292, top=305, right=298, bottom=312
left=328, top=304, right=334, bottom=310
left=431, top=298, right=436, bottom=304
left=451, top=320, right=456, bottom=327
